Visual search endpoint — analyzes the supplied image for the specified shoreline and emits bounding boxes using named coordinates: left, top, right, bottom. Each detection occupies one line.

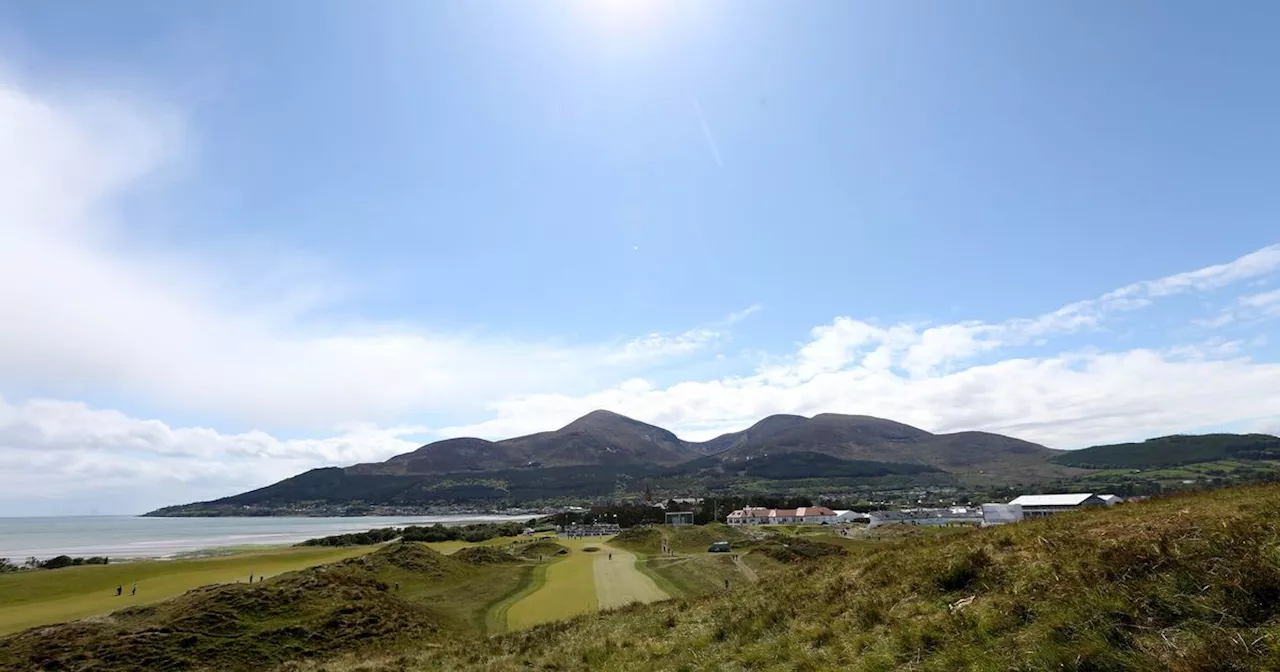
left=1, top=514, right=544, bottom=562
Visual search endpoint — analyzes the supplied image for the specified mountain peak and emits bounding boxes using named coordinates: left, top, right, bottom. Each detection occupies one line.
left=559, top=409, right=650, bottom=432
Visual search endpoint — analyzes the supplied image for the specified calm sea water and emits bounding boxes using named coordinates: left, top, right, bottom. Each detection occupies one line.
left=0, top=515, right=536, bottom=561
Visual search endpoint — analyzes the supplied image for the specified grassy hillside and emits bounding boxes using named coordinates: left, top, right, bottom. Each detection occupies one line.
left=290, top=484, right=1280, bottom=671
left=1053, top=433, right=1280, bottom=469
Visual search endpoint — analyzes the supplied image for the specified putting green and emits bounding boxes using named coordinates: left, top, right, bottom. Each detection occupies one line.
left=0, top=545, right=372, bottom=635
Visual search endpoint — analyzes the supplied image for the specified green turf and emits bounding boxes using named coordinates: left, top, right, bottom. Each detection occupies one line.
left=0, top=545, right=374, bottom=635
left=504, top=539, right=599, bottom=630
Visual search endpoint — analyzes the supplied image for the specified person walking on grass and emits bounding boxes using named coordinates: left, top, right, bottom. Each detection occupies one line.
left=131, top=583, right=137, bottom=596
left=115, top=584, right=122, bottom=596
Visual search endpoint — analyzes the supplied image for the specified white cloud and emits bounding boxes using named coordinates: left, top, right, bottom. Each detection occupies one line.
left=0, top=394, right=423, bottom=513
left=0, top=72, right=726, bottom=432
left=1240, top=288, right=1280, bottom=312
left=442, top=248, right=1280, bottom=447
left=1105, top=245, right=1280, bottom=299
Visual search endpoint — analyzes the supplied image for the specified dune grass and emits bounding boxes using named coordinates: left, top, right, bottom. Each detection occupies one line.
left=0, top=545, right=373, bottom=635
left=421, top=535, right=523, bottom=555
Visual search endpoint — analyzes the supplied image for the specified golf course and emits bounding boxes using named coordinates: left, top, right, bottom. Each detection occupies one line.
left=0, top=545, right=374, bottom=635
left=0, top=533, right=693, bottom=638
left=0, top=524, right=799, bottom=671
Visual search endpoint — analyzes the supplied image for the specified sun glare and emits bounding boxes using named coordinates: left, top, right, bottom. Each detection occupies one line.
left=577, top=0, right=670, bottom=34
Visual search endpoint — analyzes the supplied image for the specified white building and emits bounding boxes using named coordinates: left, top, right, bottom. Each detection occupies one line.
left=726, top=506, right=837, bottom=526
left=1008, top=493, right=1107, bottom=518
left=832, top=510, right=872, bottom=524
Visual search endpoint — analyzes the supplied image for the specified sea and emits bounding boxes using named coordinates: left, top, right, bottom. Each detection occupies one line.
left=0, top=514, right=537, bottom=561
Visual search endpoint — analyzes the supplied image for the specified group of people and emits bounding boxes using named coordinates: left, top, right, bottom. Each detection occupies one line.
left=114, top=571, right=265, bottom=598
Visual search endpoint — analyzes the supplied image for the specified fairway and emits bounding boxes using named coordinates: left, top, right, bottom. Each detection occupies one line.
left=0, top=545, right=372, bottom=635
left=505, top=540, right=598, bottom=629
left=505, top=539, right=669, bottom=630
left=593, top=545, right=667, bottom=609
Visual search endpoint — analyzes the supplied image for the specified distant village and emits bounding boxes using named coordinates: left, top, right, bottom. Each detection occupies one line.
left=547, top=492, right=1136, bottom=539
left=722, top=493, right=1131, bottom=528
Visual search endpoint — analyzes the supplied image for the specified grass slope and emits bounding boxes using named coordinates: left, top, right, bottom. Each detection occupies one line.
left=0, top=545, right=373, bottom=635
left=296, top=484, right=1280, bottom=671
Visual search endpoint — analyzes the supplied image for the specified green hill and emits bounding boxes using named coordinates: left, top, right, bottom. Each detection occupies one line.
left=1052, top=433, right=1280, bottom=469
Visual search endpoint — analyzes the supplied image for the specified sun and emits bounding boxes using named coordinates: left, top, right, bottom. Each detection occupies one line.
left=576, top=0, right=670, bottom=34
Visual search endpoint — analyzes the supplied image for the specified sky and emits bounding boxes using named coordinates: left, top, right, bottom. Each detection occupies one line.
left=2, top=1, right=1279, bottom=515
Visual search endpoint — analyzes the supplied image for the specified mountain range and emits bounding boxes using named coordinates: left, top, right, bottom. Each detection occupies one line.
left=348, top=409, right=1062, bottom=477
left=147, top=410, right=1092, bottom=515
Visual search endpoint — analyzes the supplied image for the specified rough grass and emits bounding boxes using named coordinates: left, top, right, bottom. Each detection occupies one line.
left=609, top=527, right=663, bottom=554
left=290, top=485, right=1280, bottom=671
left=750, top=536, right=849, bottom=563
left=514, top=540, right=569, bottom=559
left=452, top=546, right=520, bottom=565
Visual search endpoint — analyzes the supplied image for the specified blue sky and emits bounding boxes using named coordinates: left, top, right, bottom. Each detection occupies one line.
left=1, top=1, right=1278, bottom=515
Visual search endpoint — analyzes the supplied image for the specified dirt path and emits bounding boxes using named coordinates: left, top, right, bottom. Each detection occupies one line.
left=732, top=554, right=759, bottom=583
left=593, top=545, right=668, bottom=610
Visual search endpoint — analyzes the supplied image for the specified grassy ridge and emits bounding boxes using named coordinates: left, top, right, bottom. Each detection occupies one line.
left=290, top=484, right=1280, bottom=671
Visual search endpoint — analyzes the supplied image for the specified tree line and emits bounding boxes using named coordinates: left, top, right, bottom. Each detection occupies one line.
left=1, top=556, right=110, bottom=572
left=296, top=519, right=539, bottom=547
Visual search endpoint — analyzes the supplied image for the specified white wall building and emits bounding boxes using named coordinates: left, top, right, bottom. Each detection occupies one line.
left=1008, top=493, right=1108, bottom=518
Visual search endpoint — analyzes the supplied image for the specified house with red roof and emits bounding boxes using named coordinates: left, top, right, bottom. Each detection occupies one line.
left=725, top=506, right=837, bottom=526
